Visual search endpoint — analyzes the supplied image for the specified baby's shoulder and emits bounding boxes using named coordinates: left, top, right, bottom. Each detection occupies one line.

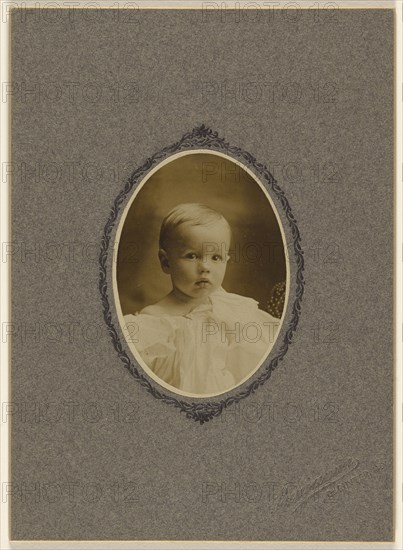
left=138, top=303, right=164, bottom=316
left=214, top=289, right=279, bottom=322
left=138, top=298, right=174, bottom=317
left=213, top=289, right=259, bottom=309
left=124, top=303, right=178, bottom=338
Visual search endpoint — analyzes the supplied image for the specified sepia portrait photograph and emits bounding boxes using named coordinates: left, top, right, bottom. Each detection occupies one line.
left=114, top=151, right=289, bottom=397
left=6, top=3, right=397, bottom=545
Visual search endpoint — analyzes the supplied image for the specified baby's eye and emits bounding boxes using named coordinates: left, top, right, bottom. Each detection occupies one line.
left=185, top=252, right=198, bottom=260
left=212, top=254, right=223, bottom=262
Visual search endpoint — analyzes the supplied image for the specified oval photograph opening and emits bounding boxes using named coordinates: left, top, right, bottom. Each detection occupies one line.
left=113, top=151, right=289, bottom=398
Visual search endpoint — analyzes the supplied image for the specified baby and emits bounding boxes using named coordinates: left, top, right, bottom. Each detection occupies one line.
left=124, top=203, right=280, bottom=396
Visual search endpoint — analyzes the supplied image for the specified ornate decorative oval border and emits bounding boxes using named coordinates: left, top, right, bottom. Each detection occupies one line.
left=99, top=125, right=304, bottom=424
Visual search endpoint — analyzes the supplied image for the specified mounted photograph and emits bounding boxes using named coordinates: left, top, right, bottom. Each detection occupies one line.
left=113, top=150, right=289, bottom=398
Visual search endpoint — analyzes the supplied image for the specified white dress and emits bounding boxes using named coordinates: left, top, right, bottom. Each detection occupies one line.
left=124, top=287, right=280, bottom=396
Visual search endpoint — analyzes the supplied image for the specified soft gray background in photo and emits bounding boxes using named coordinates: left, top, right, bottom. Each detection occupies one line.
left=11, top=8, right=394, bottom=542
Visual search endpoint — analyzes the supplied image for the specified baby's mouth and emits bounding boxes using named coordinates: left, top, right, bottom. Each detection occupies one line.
left=195, top=278, right=212, bottom=287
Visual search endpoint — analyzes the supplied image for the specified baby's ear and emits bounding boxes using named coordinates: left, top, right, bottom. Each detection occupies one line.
left=158, top=248, right=170, bottom=274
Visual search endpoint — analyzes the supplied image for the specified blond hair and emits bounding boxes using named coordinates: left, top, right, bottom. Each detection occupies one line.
left=159, top=203, right=231, bottom=250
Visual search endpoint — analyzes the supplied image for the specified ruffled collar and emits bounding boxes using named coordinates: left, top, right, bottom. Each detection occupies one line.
left=182, top=287, right=224, bottom=318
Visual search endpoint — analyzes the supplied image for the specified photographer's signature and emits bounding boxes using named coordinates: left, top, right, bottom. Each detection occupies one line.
left=279, top=457, right=383, bottom=513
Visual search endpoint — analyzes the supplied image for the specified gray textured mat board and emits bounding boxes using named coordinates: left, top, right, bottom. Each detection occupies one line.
left=9, top=7, right=394, bottom=541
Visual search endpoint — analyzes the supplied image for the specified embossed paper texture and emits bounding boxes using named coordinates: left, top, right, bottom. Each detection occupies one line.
left=10, top=8, right=394, bottom=541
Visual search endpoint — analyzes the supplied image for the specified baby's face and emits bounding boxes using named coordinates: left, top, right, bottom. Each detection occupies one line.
left=162, top=219, right=231, bottom=300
